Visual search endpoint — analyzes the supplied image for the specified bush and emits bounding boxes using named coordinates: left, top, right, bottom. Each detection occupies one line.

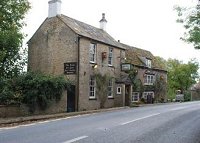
left=0, top=72, right=71, bottom=113
left=184, top=91, right=191, bottom=102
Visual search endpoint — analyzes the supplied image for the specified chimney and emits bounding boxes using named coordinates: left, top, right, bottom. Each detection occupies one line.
left=99, top=13, right=107, bottom=31
left=48, top=0, right=62, bottom=18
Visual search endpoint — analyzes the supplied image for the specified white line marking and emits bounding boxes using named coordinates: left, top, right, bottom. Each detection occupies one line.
left=62, top=136, right=88, bottom=143
left=121, top=113, right=160, bottom=125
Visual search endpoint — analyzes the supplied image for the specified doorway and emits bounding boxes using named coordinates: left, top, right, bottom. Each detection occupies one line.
left=125, top=85, right=130, bottom=106
left=67, top=85, right=75, bottom=112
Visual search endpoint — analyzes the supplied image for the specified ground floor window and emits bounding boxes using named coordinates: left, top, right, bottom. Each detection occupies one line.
left=108, top=79, right=113, bottom=98
left=132, top=92, right=140, bottom=102
left=89, top=76, right=96, bottom=99
left=117, top=87, right=122, bottom=94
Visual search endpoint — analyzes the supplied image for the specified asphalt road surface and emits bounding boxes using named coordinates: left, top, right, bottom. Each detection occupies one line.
left=1, top=101, right=200, bottom=143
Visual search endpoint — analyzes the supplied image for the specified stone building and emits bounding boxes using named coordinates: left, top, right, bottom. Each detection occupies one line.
left=117, top=44, right=167, bottom=104
left=28, top=0, right=126, bottom=112
left=28, top=0, right=167, bottom=112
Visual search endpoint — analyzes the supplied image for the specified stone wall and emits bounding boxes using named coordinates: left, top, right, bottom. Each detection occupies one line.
left=0, top=92, right=67, bottom=118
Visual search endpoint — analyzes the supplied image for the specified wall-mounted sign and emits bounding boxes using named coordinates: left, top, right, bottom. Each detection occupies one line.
left=64, top=62, right=77, bottom=74
left=121, top=63, right=132, bottom=71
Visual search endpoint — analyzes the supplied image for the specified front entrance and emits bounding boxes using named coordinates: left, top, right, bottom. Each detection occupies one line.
left=67, top=85, right=75, bottom=112
left=125, top=85, right=130, bottom=106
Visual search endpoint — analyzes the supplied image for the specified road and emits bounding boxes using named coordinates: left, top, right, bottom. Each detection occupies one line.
left=0, top=101, right=200, bottom=143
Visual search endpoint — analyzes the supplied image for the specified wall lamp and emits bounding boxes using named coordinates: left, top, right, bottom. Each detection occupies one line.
left=92, top=64, right=98, bottom=69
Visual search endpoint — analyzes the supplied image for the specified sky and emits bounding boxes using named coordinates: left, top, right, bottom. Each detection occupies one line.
left=24, top=0, right=199, bottom=64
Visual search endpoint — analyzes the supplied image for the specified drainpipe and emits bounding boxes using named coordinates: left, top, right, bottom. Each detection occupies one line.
left=77, top=35, right=81, bottom=111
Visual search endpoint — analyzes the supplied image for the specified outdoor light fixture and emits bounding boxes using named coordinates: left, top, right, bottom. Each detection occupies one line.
left=93, top=64, right=98, bottom=69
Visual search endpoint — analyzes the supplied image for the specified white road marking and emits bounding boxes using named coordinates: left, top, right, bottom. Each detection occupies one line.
left=62, top=136, right=88, bottom=143
left=121, top=113, right=160, bottom=125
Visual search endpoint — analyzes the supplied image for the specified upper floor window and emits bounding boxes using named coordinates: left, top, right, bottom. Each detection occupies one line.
left=107, top=79, right=113, bottom=98
left=89, top=43, right=97, bottom=63
left=89, top=76, right=96, bottom=99
left=144, top=74, right=154, bottom=85
left=108, top=48, right=113, bottom=65
left=146, top=59, right=152, bottom=68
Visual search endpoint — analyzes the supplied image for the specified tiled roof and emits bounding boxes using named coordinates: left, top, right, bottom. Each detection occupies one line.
left=121, top=43, right=167, bottom=71
left=58, top=15, right=125, bottom=49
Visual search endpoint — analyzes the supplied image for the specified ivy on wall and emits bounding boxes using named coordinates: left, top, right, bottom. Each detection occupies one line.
left=0, top=72, right=71, bottom=113
left=95, top=73, right=112, bottom=108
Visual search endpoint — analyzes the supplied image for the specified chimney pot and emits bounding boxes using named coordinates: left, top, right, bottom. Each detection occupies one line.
left=99, top=13, right=107, bottom=31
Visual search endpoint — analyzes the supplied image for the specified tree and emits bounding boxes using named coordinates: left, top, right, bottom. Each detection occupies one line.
left=167, top=59, right=199, bottom=97
left=0, top=0, right=30, bottom=78
left=154, top=74, right=167, bottom=102
left=175, top=2, right=200, bottom=49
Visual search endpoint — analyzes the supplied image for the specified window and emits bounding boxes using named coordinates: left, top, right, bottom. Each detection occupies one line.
left=108, top=48, right=113, bottom=65
left=132, top=92, right=139, bottom=102
left=89, top=43, right=96, bottom=63
left=144, top=74, right=154, bottom=85
left=89, top=76, right=96, bottom=99
left=117, top=87, right=122, bottom=94
left=108, top=79, right=113, bottom=98
left=146, top=59, right=152, bottom=68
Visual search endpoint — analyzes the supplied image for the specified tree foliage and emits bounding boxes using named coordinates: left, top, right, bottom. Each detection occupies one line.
left=167, top=59, right=199, bottom=95
left=154, top=74, right=167, bottom=102
left=175, top=3, right=200, bottom=49
left=0, top=72, right=71, bottom=113
left=0, top=0, right=30, bottom=78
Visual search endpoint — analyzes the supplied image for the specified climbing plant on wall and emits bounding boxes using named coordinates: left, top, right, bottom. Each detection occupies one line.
left=95, top=73, right=112, bottom=108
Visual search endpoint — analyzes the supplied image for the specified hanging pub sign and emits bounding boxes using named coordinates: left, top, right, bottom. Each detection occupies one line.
left=64, top=62, right=77, bottom=74
left=121, top=63, right=132, bottom=71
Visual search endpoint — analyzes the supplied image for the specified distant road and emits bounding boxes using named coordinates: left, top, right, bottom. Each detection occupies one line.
left=1, top=101, right=200, bottom=143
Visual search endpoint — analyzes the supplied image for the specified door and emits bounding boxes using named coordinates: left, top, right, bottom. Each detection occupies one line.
left=67, top=85, right=75, bottom=112
left=125, top=85, right=130, bottom=106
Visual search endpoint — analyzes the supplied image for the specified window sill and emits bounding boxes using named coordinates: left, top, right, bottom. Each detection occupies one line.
left=108, top=97, right=114, bottom=99
left=144, top=83, right=154, bottom=86
left=108, top=64, right=113, bottom=67
left=132, top=100, right=139, bottom=102
left=90, top=62, right=96, bottom=64
left=89, top=98, right=97, bottom=100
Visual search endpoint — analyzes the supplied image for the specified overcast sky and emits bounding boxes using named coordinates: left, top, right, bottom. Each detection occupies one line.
left=24, top=0, right=199, bottom=64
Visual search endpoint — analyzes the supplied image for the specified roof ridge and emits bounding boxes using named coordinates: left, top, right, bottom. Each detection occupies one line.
left=60, top=14, right=103, bottom=32
left=59, top=14, right=124, bottom=49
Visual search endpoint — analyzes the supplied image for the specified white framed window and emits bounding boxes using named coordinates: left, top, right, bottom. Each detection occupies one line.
left=117, top=87, right=122, bottom=94
left=144, top=74, right=154, bottom=85
left=89, top=76, right=96, bottom=99
left=107, top=79, right=113, bottom=98
left=132, top=92, right=140, bottom=102
left=146, top=59, right=152, bottom=68
left=89, top=43, right=97, bottom=63
left=108, top=47, right=113, bottom=65
left=142, top=92, right=154, bottom=99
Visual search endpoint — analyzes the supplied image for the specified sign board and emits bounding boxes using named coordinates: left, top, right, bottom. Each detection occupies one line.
left=64, top=62, right=77, bottom=74
left=121, top=63, right=132, bottom=71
